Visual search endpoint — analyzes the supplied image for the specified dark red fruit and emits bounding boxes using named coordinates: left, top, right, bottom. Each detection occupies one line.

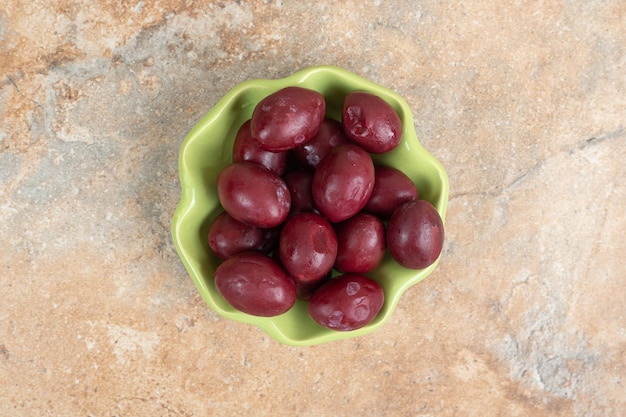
left=216, top=162, right=291, bottom=228
left=215, top=252, right=296, bottom=317
left=293, top=118, right=349, bottom=170
left=283, top=170, right=316, bottom=214
left=208, top=211, right=274, bottom=260
left=342, top=92, right=402, bottom=154
left=251, top=86, right=326, bottom=152
left=364, top=165, right=418, bottom=218
left=293, top=274, right=330, bottom=301
left=308, top=274, right=384, bottom=331
left=312, top=143, right=375, bottom=223
left=334, top=213, right=386, bottom=273
left=387, top=200, right=444, bottom=269
left=232, top=119, right=289, bottom=176
left=279, top=212, right=338, bottom=282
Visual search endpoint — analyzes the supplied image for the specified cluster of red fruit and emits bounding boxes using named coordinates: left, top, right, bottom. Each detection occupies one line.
left=208, top=86, right=444, bottom=331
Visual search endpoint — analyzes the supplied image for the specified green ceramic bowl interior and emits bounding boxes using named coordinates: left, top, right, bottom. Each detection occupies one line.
left=171, top=65, right=449, bottom=346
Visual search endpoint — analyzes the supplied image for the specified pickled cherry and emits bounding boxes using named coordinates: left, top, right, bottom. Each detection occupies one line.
left=216, top=162, right=290, bottom=228
left=342, top=92, right=402, bottom=154
left=387, top=199, right=444, bottom=269
left=308, top=274, right=384, bottom=331
left=215, top=252, right=296, bottom=317
left=251, top=87, right=326, bottom=152
left=364, top=165, right=418, bottom=218
left=334, top=213, right=386, bottom=274
left=208, top=211, right=275, bottom=260
left=279, top=212, right=338, bottom=282
left=232, top=119, right=289, bottom=176
left=312, top=143, right=375, bottom=223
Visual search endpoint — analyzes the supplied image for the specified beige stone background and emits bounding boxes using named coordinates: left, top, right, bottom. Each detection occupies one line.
left=1, top=1, right=625, bottom=416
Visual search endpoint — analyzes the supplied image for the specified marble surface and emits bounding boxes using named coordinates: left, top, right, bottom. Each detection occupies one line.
left=1, top=1, right=625, bottom=416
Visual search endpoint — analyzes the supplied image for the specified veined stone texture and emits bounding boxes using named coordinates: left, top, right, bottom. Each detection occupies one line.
left=1, top=1, right=624, bottom=416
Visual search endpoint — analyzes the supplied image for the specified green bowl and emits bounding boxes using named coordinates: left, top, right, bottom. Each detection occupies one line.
left=171, top=65, right=449, bottom=346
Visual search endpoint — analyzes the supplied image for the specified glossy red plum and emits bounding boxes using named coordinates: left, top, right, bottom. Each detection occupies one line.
left=312, top=143, right=375, bottom=223
left=334, top=213, right=386, bottom=273
left=215, top=252, right=296, bottom=317
left=279, top=212, right=338, bottom=282
left=364, top=165, right=418, bottom=218
left=207, top=211, right=274, bottom=260
left=216, top=162, right=290, bottom=228
left=342, top=91, right=402, bottom=154
left=308, top=274, right=384, bottom=331
left=387, top=200, right=444, bottom=269
left=232, top=119, right=289, bottom=176
left=251, top=86, right=326, bottom=152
